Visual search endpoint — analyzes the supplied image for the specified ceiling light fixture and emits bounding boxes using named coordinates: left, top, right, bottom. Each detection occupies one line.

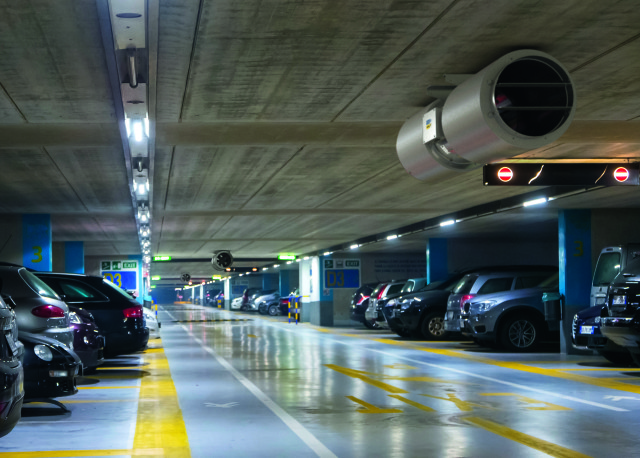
left=439, top=220, right=455, bottom=227
left=523, top=197, right=548, bottom=207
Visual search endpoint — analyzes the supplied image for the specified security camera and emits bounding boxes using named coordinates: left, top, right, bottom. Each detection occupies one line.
left=212, top=250, right=234, bottom=271
left=180, top=273, right=191, bottom=283
left=396, top=50, right=576, bottom=182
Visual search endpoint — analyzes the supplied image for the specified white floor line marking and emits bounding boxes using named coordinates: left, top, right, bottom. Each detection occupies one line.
left=163, top=310, right=337, bottom=458
left=162, top=306, right=629, bottom=412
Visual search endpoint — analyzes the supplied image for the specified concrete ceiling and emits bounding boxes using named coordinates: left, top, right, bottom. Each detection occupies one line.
left=0, top=0, right=639, bottom=278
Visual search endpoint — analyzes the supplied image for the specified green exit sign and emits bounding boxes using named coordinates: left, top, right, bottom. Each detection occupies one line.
left=151, top=276, right=161, bottom=281
left=122, top=261, right=137, bottom=269
left=153, top=256, right=172, bottom=261
left=278, top=254, right=296, bottom=260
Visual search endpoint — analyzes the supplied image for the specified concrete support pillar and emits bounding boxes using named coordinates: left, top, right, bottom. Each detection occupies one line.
left=199, top=284, right=204, bottom=305
left=224, top=279, right=231, bottom=309
left=65, top=242, right=85, bottom=273
left=427, top=238, right=448, bottom=283
left=22, top=214, right=52, bottom=271
left=558, top=209, right=592, bottom=354
left=300, top=257, right=332, bottom=325
left=262, top=273, right=279, bottom=291
left=279, top=270, right=291, bottom=297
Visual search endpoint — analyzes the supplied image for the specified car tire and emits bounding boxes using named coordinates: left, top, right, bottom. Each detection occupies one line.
left=420, top=311, right=448, bottom=340
left=258, top=304, right=267, bottom=315
left=240, top=305, right=248, bottom=311
left=268, top=304, right=279, bottom=316
left=499, top=313, right=543, bottom=352
left=599, top=350, right=634, bottom=366
left=363, top=320, right=380, bottom=330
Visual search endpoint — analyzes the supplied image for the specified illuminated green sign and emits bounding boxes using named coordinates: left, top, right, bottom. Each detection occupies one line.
left=153, top=256, right=172, bottom=261
left=151, top=276, right=161, bottom=281
left=278, top=254, right=296, bottom=260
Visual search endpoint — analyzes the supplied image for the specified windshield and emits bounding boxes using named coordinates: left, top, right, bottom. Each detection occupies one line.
left=592, top=252, right=621, bottom=286
left=103, top=278, right=137, bottom=301
left=453, top=274, right=479, bottom=295
left=20, top=269, right=60, bottom=300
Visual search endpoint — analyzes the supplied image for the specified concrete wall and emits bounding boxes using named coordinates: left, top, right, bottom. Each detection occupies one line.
left=448, top=238, right=558, bottom=272
left=0, top=215, right=24, bottom=265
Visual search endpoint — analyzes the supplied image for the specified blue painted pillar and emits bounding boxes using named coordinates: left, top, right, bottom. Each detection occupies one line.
left=262, top=273, right=279, bottom=291
left=558, top=209, right=592, bottom=354
left=64, top=242, right=84, bottom=274
left=426, top=238, right=448, bottom=283
left=279, top=270, right=291, bottom=297
left=22, top=214, right=52, bottom=271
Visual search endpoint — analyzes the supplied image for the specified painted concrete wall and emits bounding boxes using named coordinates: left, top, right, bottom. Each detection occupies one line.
left=448, top=238, right=558, bottom=272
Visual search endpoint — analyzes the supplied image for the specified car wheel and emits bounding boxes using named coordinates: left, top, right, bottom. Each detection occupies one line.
left=363, top=320, right=380, bottom=330
left=268, top=304, right=279, bottom=316
left=499, top=314, right=542, bottom=352
left=420, top=311, right=448, bottom=340
left=599, top=350, right=634, bottom=366
left=240, top=305, right=248, bottom=311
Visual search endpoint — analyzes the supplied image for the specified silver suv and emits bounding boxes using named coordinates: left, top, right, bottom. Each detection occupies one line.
left=444, top=266, right=557, bottom=344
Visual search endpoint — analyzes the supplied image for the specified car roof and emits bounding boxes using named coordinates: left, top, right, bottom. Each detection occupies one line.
left=458, top=265, right=557, bottom=275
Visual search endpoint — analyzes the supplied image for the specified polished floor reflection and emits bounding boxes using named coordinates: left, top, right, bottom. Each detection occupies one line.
left=161, top=304, right=640, bottom=458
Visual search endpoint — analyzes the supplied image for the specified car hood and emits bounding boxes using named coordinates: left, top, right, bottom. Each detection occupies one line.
left=577, top=305, right=605, bottom=320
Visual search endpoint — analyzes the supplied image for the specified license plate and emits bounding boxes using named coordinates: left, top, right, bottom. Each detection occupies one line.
left=613, top=295, right=627, bottom=305
left=580, top=326, right=594, bottom=335
left=5, top=334, right=17, bottom=355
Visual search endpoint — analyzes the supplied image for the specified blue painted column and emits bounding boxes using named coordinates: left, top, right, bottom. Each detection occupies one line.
left=279, top=270, right=291, bottom=297
left=426, top=238, right=448, bottom=283
left=64, top=242, right=84, bottom=274
left=558, top=209, right=592, bottom=354
left=263, top=273, right=279, bottom=291
left=22, top=214, right=52, bottom=271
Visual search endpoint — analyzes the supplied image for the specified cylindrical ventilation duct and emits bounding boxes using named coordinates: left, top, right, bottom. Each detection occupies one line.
left=396, top=50, right=576, bottom=181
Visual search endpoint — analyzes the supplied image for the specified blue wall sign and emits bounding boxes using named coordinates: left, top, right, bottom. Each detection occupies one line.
left=324, top=269, right=359, bottom=288
left=22, top=214, right=52, bottom=271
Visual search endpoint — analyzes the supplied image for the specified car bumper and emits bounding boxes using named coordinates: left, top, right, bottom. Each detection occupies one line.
left=74, top=334, right=105, bottom=370
left=444, top=310, right=462, bottom=332
left=601, top=317, right=640, bottom=353
left=104, top=327, right=149, bottom=357
left=24, top=360, right=79, bottom=400
left=0, top=362, right=24, bottom=438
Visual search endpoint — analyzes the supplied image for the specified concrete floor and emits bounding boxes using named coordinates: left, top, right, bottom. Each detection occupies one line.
left=2, top=303, right=640, bottom=457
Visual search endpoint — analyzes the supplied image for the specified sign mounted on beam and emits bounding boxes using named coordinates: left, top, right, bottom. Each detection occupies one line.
left=483, top=163, right=639, bottom=186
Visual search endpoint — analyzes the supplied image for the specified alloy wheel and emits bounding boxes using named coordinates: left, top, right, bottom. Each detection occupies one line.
left=508, top=320, right=536, bottom=348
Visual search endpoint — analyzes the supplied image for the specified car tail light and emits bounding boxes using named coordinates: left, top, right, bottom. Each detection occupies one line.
left=123, top=306, right=143, bottom=318
left=460, top=295, right=475, bottom=311
left=356, top=295, right=370, bottom=305
left=31, top=305, right=65, bottom=318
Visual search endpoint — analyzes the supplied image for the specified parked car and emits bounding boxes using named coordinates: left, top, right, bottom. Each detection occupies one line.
left=572, top=306, right=633, bottom=365
left=460, top=271, right=559, bottom=351
left=256, top=290, right=284, bottom=315
left=591, top=244, right=640, bottom=307
left=230, top=296, right=243, bottom=310
left=19, top=331, right=81, bottom=401
left=364, top=281, right=406, bottom=329
left=383, top=273, right=467, bottom=339
left=0, top=295, right=24, bottom=438
left=35, top=273, right=149, bottom=357
left=240, top=288, right=263, bottom=311
left=68, top=306, right=105, bottom=371
left=444, top=266, right=557, bottom=335
left=143, top=306, right=160, bottom=339
left=0, top=266, right=73, bottom=349
left=601, top=257, right=640, bottom=365
left=205, top=289, right=223, bottom=306
left=349, top=283, right=376, bottom=326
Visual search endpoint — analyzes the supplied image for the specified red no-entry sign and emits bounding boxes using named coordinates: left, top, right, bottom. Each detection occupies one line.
left=614, top=167, right=630, bottom=182
left=497, top=167, right=513, bottom=182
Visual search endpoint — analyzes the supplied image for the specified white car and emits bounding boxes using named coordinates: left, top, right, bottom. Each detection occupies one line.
left=230, top=297, right=243, bottom=310
left=144, top=306, right=161, bottom=339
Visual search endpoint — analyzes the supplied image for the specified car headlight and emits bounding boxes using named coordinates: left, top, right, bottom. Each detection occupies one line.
left=69, top=312, right=82, bottom=324
left=595, top=316, right=601, bottom=324
left=400, top=299, right=412, bottom=310
left=573, top=314, right=578, bottom=324
left=477, top=300, right=498, bottom=312
left=34, top=344, right=53, bottom=362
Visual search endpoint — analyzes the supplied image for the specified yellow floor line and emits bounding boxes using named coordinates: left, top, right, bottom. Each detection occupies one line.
left=96, top=366, right=146, bottom=370
left=465, top=416, right=592, bottom=458
left=27, top=400, right=135, bottom=404
left=131, top=346, right=191, bottom=457
left=0, top=450, right=162, bottom=457
left=373, top=338, right=640, bottom=395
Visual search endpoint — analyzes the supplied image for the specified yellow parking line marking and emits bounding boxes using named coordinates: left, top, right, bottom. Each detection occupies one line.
left=97, top=366, right=145, bottom=370
left=465, top=417, right=592, bottom=458
left=325, top=364, right=408, bottom=394
left=248, top=334, right=257, bottom=338
left=480, top=393, right=571, bottom=411
left=421, top=393, right=488, bottom=411
left=27, top=400, right=135, bottom=404
left=373, top=338, right=640, bottom=395
left=78, top=386, right=139, bottom=390
left=0, top=450, right=162, bottom=457
left=388, top=394, right=436, bottom=412
left=346, top=396, right=402, bottom=414
left=132, top=344, right=191, bottom=457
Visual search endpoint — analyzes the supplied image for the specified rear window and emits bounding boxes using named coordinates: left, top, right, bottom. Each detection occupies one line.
left=514, top=275, right=551, bottom=290
left=103, top=279, right=137, bottom=301
left=371, top=283, right=387, bottom=297
left=477, top=277, right=514, bottom=295
left=59, top=279, right=107, bottom=302
left=621, top=257, right=640, bottom=276
left=453, top=274, right=479, bottom=295
left=385, top=284, right=405, bottom=297
left=400, top=281, right=415, bottom=294
left=592, top=252, right=621, bottom=286
left=20, top=270, right=60, bottom=300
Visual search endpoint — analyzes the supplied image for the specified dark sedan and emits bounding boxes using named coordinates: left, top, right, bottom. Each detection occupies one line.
left=69, top=306, right=105, bottom=371
left=383, top=274, right=465, bottom=339
left=0, top=296, right=24, bottom=438
left=349, top=284, right=376, bottom=328
left=35, top=273, right=149, bottom=357
left=20, top=331, right=80, bottom=400
left=572, top=306, right=633, bottom=365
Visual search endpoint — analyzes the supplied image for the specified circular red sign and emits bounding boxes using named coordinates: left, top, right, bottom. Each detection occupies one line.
left=614, top=167, right=629, bottom=182
left=497, top=167, right=513, bottom=182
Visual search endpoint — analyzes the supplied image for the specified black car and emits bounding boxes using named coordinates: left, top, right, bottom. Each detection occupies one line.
left=0, top=295, right=24, bottom=438
left=572, top=306, right=633, bottom=365
left=35, top=273, right=149, bottom=357
left=383, top=274, right=466, bottom=339
left=20, top=331, right=80, bottom=400
left=69, top=306, right=105, bottom=371
left=349, top=283, right=376, bottom=327
left=601, top=257, right=640, bottom=365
